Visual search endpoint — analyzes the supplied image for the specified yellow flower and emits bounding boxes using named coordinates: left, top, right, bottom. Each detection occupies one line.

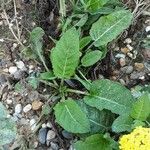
left=119, top=126, right=150, bottom=150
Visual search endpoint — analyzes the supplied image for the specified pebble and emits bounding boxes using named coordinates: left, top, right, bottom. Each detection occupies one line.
left=145, top=26, right=150, bottom=32
left=15, top=104, right=22, bottom=114
left=38, top=128, right=48, bottom=144
left=20, top=118, right=29, bottom=125
left=30, top=118, right=36, bottom=131
left=114, top=46, right=120, bottom=51
left=127, top=52, right=133, bottom=58
left=126, top=44, right=133, bottom=51
left=6, top=99, right=13, bottom=105
left=119, top=79, right=126, bottom=85
left=13, top=70, right=24, bottom=80
left=121, top=47, right=130, bottom=54
left=50, top=142, right=59, bottom=150
left=46, top=130, right=56, bottom=141
left=124, top=38, right=132, bottom=44
left=115, top=54, right=126, bottom=59
left=42, top=123, right=47, bottom=128
left=15, top=61, right=27, bottom=71
left=139, top=76, right=145, bottom=80
left=46, top=122, right=52, bottom=128
left=121, top=66, right=133, bottom=74
left=9, top=66, right=18, bottom=75
left=62, top=130, right=73, bottom=139
left=0, top=75, right=6, bottom=85
left=130, top=72, right=145, bottom=80
left=134, top=63, right=144, bottom=71
left=119, top=58, right=126, bottom=67
left=23, top=104, right=32, bottom=113
left=32, top=100, right=43, bottom=110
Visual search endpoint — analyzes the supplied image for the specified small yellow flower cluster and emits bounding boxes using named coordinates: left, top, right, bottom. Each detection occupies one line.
left=119, top=126, right=150, bottom=150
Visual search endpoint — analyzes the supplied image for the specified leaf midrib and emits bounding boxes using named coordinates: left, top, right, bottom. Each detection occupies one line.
left=94, top=13, right=128, bottom=43
left=89, top=119, right=107, bottom=129
left=136, top=100, right=144, bottom=120
left=65, top=105, right=89, bottom=131
left=93, top=95, right=126, bottom=109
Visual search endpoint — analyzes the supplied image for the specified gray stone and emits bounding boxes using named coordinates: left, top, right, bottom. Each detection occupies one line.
left=62, top=130, right=73, bottom=139
left=0, top=74, right=6, bottom=85
left=50, top=142, right=59, bottom=150
left=46, top=130, right=56, bottom=141
left=38, top=128, right=48, bottom=144
left=130, top=72, right=145, bottom=80
left=121, top=66, right=133, bottom=74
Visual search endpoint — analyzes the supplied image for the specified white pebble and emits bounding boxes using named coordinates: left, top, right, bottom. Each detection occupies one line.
left=127, top=52, right=133, bottom=58
left=119, top=58, right=126, bottom=67
left=46, top=122, right=52, bottom=128
left=0, top=21, right=3, bottom=26
left=15, top=104, right=22, bottom=114
left=9, top=66, right=18, bottom=75
left=0, top=39, right=4, bottom=42
left=42, top=123, right=47, bottom=128
left=47, top=130, right=56, bottom=141
left=139, top=76, right=145, bottom=80
left=145, top=26, right=150, bottom=32
left=15, top=61, right=26, bottom=71
left=23, top=104, right=32, bottom=113
left=124, top=38, right=132, bottom=44
left=6, top=99, right=13, bottom=105
left=30, top=118, right=36, bottom=131
left=115, top=54, right=126, bottom=59
left=126, top=44, right=133, bottom=51
left=13, top=43, right=18, bottom=49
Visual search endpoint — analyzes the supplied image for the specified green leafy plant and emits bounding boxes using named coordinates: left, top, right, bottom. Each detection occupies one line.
left=28, top=3, right=150, bottom=149
left=0, top=102, right=17, bottom=146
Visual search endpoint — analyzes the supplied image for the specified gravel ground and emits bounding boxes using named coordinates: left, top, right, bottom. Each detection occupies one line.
left=0, top=0, right=150, bottom=149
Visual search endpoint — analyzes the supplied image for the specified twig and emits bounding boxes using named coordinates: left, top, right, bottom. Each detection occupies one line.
left=3, top=9, right=24, bottom=47
left=13, top=0, right=21, bottom=39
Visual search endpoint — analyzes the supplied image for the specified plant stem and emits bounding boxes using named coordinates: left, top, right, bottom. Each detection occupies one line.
left=78, top=70, right=91, bottom=84
left=146, top=121, right=150, bottom=127
left=66, top=89, right=89, bottom=95
left=39, top=80, right=58, bottom=89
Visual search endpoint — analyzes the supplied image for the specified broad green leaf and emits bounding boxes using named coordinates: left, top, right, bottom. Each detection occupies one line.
left=81, top=0, right=109, bottom=12
left=51, top=28, right=81, bottom=79
left=80, top=36, right=91, bottom=50
left=90, top=10, right=133, bottom=47
left=74, top=134, right=112, bottom=150
left=112, top=115, right=133, bottom=133
left=30, top=27, right=48, bottom=71
left=88, top=0, right=109, bottom=12
left=84, top=79, right=134, bottom=115
left=0, top=103, right=16, bottom=146
left=131, top=93, right=150, bottom=121
left=0, top=119, right=17, bottom=146
left=54, top=99, right=90, bottom=133
left=77, top=101, right=115, bottom=133
left=40, top=71, right=56, bottom=80
left=81, top=50, right=103, bottom=67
